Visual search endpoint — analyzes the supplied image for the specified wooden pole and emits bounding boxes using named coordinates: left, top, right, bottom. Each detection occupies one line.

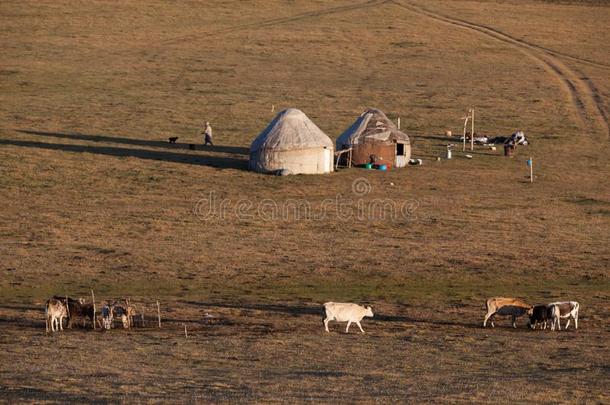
left=462, top=115, right=469, bottom=151
left=470, top=108, right=475, bottom=151
left=91, top=289, right=96, bottom=330
left=65, top=294, right=70, bottom=329
left=397, top=117, right=401, bottom=129
left=184, top=324, right=188, bottom=338
left=529, top=157, right=534, bottom=183
left=157, top=301, right=161, bottom=328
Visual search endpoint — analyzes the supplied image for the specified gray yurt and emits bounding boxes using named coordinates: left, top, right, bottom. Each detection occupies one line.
left=336, top=108, right=411, bottom=168
left=249, top=108, right=334, bottom=175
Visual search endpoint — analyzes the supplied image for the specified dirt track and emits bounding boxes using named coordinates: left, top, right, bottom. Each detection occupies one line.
left=392, top=0, right=609, bottom=137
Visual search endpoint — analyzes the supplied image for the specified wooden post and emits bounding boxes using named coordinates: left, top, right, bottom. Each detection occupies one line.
left=397, top=117, right=401, bottom=129
left=184, top=324, right=188, bottom=338
left=348, top=148, right=352, bottom=168
left=470, top=108, right=475, bottom=151
left=157, top=301, right=161, bottom=328
left=91, top=289, right=96, bottom=330
left=529, top=157, right=534, bottom=183
left=271, top=104, right=275, bottom=113
left=462, top=114, right=469, bottom=151
left=65, top=294, right=70, bottom=329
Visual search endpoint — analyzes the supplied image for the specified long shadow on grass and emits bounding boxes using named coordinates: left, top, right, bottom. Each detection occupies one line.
left=17, top=129, right=249, bottom=155
left=0, top=139, right=248, bottom=170
left=180, top=300, right=483, bottom=329
left=0, top=387, right=109, bottom=404
left=0, top=316, right=43, bottom=330
left=181, top=300, right=322, bottom=317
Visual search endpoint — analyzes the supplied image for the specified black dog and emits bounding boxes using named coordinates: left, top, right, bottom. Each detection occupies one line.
left=168, top=137, right=179, bottom=144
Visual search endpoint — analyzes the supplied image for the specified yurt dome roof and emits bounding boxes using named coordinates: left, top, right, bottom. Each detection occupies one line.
left=250, top=108, right=333, bottom=153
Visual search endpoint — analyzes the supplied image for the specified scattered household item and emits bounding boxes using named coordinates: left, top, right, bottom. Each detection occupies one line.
left=336, top=108, right=411, bottom=168
left=489, top=132, right=529, bottom=145
left=436, top=157, right=441, bottom=161
left=504, top=144, right=515, bottom=157
left=408, top=158, right=423, bottom=165
left=364, top=163, right=373, bottom=169
left=249, top=108, right=334, bottom=175
left=378, top=164, right=388, bottom=171
left=489, top=145, right=496, bottom=151
left=510, top=130, right=529, bottom=145
left=460, top=135, right=488, bottom=145
left=527, top=157, right=534, bottom=183
left=445, top=130, right=452, bottom=137
left=168, top=137, right=178, bottom=144
left=446, top=144, right=453, bottom=159
left=465, top=154, right=473, bottom=159
left=389, top=182, right=395, bottom=186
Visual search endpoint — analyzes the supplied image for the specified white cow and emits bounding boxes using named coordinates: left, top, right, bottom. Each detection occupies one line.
left=323, top=302, right=374, bottom=334
left=45, top=298, right=68, bottom=332
left=549, top=301, right=579, bottom=331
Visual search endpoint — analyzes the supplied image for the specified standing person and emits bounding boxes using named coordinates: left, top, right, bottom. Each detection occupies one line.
left=202, top=121, right=214, bottom=146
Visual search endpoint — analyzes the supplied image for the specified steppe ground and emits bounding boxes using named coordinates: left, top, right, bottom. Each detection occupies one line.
left=1, top=0, right=609, bottom=402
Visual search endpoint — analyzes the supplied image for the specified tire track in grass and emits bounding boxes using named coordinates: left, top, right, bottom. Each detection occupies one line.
left=391, top=0, right=609, bottom=137
left=160, top=0, right=390, bottom=46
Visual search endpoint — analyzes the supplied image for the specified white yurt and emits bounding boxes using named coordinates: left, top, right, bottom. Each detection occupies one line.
left=249, top=108, right=334, bottom=175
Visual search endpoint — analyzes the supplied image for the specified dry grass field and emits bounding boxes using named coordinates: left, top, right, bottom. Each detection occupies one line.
left=1, top=0, right=609, bottom=402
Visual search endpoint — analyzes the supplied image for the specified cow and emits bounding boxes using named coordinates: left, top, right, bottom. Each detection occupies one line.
left=483, top=297, right=532, bottom=328
left=548, top=301, right=579, bottom=331
left=45, top=298, right=68, bottom=332
left=111, top=302, right=130, bottom=329
left=528, top=304, right=552, bottom=330
left=53, top=296, right=94, bottom=329
left=323, top=302, right=374, bottom=334
left=101, top=303, right=113, bottom=330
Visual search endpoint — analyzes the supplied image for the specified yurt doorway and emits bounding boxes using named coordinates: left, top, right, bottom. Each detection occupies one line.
left=323, top=147, right=332, bottom=173
left=396, top=142, right=407, bottom=167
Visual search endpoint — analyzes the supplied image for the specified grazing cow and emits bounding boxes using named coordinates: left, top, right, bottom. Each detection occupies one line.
left=549, top=301, right=579, bottom=331
left=53, top=296, right=94, bottom=329
left=483, top=297, right=532, bottom=328
left=111, top=303, right=130, bottom=329
left=323, top=302, right=374, bottom=334
left=528, top=304, right=552, bottom=330
left=45, top=298, right=68, bottom=332
left=101, top=304, right=113, bottom=330
left=124, top=299, right=137, bottom=328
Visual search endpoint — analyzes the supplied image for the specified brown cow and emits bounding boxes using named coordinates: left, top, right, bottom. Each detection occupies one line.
left=483, top=297, right=532, bottom=328
left=53, top=296, right=94, bottom=328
